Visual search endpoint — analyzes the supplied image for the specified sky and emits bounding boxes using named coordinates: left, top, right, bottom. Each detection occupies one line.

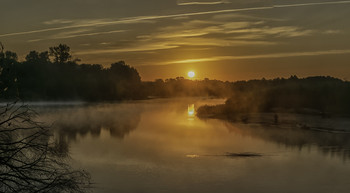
left=1, top=0, right=350, bottom=81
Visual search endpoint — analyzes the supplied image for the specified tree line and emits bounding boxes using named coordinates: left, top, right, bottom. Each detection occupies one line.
left=0, top=44, right=238, bottom=101
left=0, top=44, right=143, bottom=101
left=0, top=43, right=235, bottom=101
left=198, top=76, right=350, bottom=117
left=3, top=43, right=350, bottom=112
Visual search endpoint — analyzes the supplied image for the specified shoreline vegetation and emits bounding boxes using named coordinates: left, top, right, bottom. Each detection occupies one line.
left=0, top=44, right=232, bottom=101
left=2, top=43, right=350, bottom=132
left=197, top=76, right=350, bottom=133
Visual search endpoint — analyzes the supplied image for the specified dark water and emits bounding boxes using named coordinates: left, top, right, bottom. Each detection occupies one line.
left=34, top=98, right=350, bottom=193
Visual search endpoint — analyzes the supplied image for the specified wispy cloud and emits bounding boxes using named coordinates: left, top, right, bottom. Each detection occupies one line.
left=27, top=29, right=126, bottom=42
left=152, top=20, right=256, bottom=39
left=74, top=35, right=274, bottom=56
left=212, top=13, right=287, bottom=22
left=43, top=19, right=110, bottom=26
left=177, top=0, right=231, bottom=6
left=100, top=42, right=112, bottom=45
left=324, top=30, right=341, bottom=34
left=43, top=19, right=74, bottom=25
left=273, top=0, right=350, bottom=8
left=226, top=26, right=314, bottom=38
left=174, top=38, right=275, bottom=46
left=154, top=31, right=209, bottom=39
left=0, top=18, right=150, bottom=38
left=71, top=16, right=313, bottom=56
left=75, top=43, right=179, bottom=55
left=145, top=18, right=311, bottom=46
left=1, top=0, right=350, bottom=38
left=166, top=49, right=350, bottom=64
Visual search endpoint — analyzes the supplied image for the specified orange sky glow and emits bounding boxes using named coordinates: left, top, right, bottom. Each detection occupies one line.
left=1, top=0, right=350, bottom=81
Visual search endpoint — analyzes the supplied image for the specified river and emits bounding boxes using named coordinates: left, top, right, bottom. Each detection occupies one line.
left=33, top=98, right=350, bottom=193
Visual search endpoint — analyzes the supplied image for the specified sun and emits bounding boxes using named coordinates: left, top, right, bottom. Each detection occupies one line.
left=187, top=71, right=195, bottom=78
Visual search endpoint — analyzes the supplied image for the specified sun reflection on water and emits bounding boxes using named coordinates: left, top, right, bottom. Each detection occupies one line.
left=188, top=104, right=195, bottom=121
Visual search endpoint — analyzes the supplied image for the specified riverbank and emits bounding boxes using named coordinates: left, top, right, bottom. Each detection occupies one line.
left=197, top=105, right=350, bottom=133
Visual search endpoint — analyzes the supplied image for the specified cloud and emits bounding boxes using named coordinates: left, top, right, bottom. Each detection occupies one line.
left=177, top=0, right=231, bottom=6
left=43, top=19, right=74, bottom=25
left=74, top=37, right=273, bottom=56
left=2, top=0, right=350, bottom=38
left=78, top=18, right=271, bottom=55
left=166, top=49, right=350, bottom=64
left=145, top=18, right=311, bottom=47
left=152, top=20, right=255, bottom=39
left=75, top=43, right=179, bottom=55
left=154, top=31, right=210, bottom=39
left=27, top=29, right=126, bottom=42
left=0, top=18, right=151, bottom=38
left=173, top=38, right=275, bottom=46
left=324, top=30, right=341, bottom=34
left=272, top=0, right=350, bottom=8
left=70, top=16, right=314, bottom=57
left=212, top=13, right=286, bottom=22
left=226, top=26, right=314, bottom=38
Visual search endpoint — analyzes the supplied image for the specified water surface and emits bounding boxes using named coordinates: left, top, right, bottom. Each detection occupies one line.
left=35, top=98, right=350, bottom=193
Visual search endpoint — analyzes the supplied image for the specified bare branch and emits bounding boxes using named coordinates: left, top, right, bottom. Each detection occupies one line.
left=0, top=102, right=91, bottom=193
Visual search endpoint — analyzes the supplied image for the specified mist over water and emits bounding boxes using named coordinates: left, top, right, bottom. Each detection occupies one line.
left=34, top=98, right=350, bottom=193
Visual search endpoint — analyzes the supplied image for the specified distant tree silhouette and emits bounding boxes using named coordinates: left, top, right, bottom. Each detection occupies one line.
left=39, top=51, right=50, bottom=63
left=198, top=76, right=350, bottom=118
left=109, top=61, right=142, bottom=99
left=0, top=42, right=3, bottom=53
left=4, top=51, right=17, bottom=61
left=143, top=78, right=233, bottom=98
left=49, top=44, right=72, bottom=64
left=0, top=44, right=149, bottom=101
left=0, top=44, right=18, bottom=99
left=0, top=43, right=238, bottom=101
left=4, top=43, right=350, bottom=106
left=25, top=51, right=40, bottom=62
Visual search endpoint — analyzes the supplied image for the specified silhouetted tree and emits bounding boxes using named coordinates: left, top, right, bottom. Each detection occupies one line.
left=0, top=45, right=18, bottom=99
left=0, top=42, right=4, bottom=55
left=7, top=43, right=350, bottom=106
left=109, top=61, right=142, bottom=99
left=198, top=76, right=350, bottom=118
left=49, top=44, right=72, bottom=64
left=25, top=51, right=40, bottom=62
left=39, top=51, right=50, bottom=63
left=4, top=51, right=17, bottom=61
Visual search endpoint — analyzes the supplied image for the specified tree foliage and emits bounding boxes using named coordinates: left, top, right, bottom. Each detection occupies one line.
left=0, top=44, right=144, bottom=101
left=143, top=77, right=233, bottom=98
left=49, top=44, right=72, bottom=64
left=198, top=76, right=350, bottom=117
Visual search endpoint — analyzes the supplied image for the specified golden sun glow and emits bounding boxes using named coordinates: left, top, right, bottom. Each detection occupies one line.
left=188, top=71, right=195, bottom=78
left=187, top=104, right=195, bottom=121
left=188, top=104, right=195, bottom=116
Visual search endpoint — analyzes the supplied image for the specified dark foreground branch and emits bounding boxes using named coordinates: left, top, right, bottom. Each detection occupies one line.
left=0, top=101, right=91, bottom=193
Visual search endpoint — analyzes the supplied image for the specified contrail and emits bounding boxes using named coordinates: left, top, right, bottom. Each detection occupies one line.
left=177, top=0, right=230, bottom=6
left=1, top=0, right=350, bottom=38
left=178, top=2, right=227, bottom=5
left=273, top=0, right=350, bottom=8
